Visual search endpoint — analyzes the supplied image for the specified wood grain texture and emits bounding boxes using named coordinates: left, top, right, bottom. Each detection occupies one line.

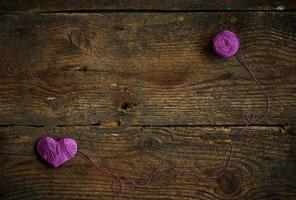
left=0, top=0, right=295, bottom=12
left=0, top=13, right=295, bottom=126
left=0, top=4, right=295, bottom=200
left=0, top=126, right=295, bottom=199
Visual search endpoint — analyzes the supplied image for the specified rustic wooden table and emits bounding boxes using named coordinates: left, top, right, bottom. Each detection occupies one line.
left=0, top=1, right=295, bottom=199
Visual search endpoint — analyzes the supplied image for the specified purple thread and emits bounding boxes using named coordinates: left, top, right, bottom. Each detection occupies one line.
left=212, top=30, right=240, bottom=57
left=78, top=57, right=270, bottom=192
left=76, top=31, right=269, bottom=194
left=37, top=30, right=270, bottom=195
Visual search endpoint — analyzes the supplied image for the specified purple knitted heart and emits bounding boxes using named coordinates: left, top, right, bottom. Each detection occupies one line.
left=36, top=136, right=77, bottom=168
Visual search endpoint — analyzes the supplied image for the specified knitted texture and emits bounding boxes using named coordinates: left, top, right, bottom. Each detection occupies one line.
left=212, top=30, right=240, bottom=57
left=36, top=136, right=77, bottom=167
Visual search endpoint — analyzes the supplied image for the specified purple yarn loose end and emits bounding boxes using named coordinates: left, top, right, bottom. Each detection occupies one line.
left=36, top=136, right=77, bottom=168
left=212, top=30, right=240, bottom=57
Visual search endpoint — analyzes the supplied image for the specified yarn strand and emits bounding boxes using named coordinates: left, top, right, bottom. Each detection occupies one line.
left=78, top=52, right=270, bottom=194
left=238, top=53, right=270, bottom=124
left=78, top=150, right=124, bottom=194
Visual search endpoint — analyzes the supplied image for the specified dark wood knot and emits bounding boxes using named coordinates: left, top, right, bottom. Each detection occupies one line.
left=134, top=134, right=162, bottom=151
left=217, top=170, right=241, bottom=195
left=68, top=29, right=91, bottom=50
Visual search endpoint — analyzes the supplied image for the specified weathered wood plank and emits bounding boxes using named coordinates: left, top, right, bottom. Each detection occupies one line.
left=0, top=13, right=295, bottom=126
left=0, top=126, right=295, bottom=199
left=0, top=71, right=294, bottom=126
left=1, top=12, right=296, bottom=75
left=0, top=0, right=295, bottom=12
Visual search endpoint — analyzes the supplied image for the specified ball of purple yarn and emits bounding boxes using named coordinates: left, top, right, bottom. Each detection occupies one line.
left=212, top=31, right=240, bottom=57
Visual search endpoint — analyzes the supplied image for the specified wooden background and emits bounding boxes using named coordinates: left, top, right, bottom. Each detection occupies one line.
left=0, top=1, right=295, bottom=199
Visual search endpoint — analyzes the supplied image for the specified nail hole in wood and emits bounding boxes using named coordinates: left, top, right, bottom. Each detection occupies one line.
left=120, top=102, right=137, bottom=112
